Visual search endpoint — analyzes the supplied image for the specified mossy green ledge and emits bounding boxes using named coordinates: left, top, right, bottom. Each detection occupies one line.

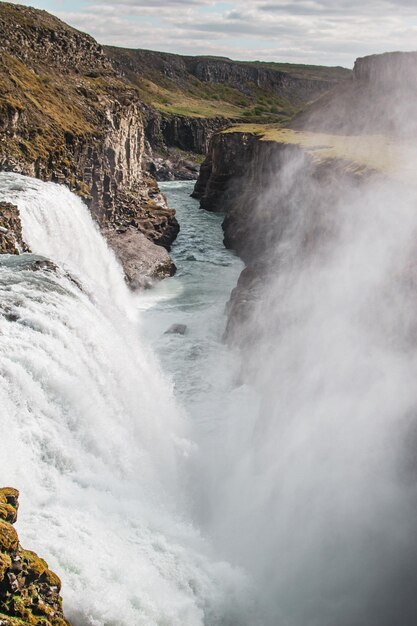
left=0, top=487, right=71, bottom=626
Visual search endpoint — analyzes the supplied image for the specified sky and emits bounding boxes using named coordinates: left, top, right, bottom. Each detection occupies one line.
left=7, top=0, right=417, bottom=68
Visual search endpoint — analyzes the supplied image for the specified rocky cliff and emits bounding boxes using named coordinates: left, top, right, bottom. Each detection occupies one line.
left=353, top=51, right=417, bottom=83
left=141, top=106, right=228, bottom=181
left=0, top=2, right=178, bottom=285
left=106, top=46, right=350, bottom=178
left=193, top=50, right=417, bottom=343
left=0, top=487, right=70, bottom=626
left=291, top=51, right=417, bottom=137
left=107, top=47, right=349, bottom=124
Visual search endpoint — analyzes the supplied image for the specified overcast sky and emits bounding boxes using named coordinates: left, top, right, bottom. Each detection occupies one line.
left=8, top=0, right=417, bottom=67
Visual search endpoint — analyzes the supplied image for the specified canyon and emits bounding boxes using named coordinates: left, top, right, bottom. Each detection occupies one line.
left=1, top=2, right=417, bottom=625
left=193, top=50, right=417, bottom=343
left=0, top=1, right=347, bottom=289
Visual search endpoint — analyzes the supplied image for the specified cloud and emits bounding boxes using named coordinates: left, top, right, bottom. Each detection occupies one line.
left=12, top=0, right=417, bottom=67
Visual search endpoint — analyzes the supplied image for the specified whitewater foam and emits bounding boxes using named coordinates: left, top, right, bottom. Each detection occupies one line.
left=0, top=173, right=251, bottom=626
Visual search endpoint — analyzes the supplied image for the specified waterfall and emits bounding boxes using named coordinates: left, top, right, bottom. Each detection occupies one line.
left=0, top=173, right=250, bottom=626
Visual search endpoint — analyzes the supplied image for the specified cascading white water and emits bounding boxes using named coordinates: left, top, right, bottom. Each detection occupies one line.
left=5, top=164, right=417, bottom=626
left=0, top=173, right=252, bottom=626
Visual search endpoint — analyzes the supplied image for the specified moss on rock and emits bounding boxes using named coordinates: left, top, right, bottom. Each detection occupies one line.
left=0, top=487, right=70, bottom=626
left=0, top=520, right=18, bottom=552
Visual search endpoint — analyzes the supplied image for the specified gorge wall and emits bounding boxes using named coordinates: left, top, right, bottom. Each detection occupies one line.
left=193, top=50, right=416, bottom=343
left=106, top=46, right=350, bottom=179
left=0, top=3, right=351, bottom=284
left=0, top=2, right=178, bottom=285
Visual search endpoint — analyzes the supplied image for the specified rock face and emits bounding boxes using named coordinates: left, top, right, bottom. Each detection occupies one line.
left=0, top=2, right=178, bottom=285
left=192, top=132, right=259, bottom=218
left=354, top=51, right=417, bottom=84
left=107, top=47, right=346, bottom=112
left=191, top=57, right=335, bottom=102
left=0, top=202, right=30, bottom=255
left=291, top=51, right=417, bottom=137
left=0, top=487, right=70, bottom=626
left=193, top=53, right=410, bottom=342
left=142, top=106, right=229, bottom=156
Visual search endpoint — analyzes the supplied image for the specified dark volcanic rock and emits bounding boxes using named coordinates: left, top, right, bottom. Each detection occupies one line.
left=144, top=148, right=201, bottom=182
left=142, top=106, right=230, bottom=156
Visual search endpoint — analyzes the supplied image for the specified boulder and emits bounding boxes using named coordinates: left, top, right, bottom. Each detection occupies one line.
left=104, top=226, right=176, bottom=289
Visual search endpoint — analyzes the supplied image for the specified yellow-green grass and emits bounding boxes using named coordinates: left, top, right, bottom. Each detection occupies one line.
left=142, top=82, right=242, bottom=118
left=223, top=124, right=417, bottom=181
left=136, top=77, right=298, bottom=121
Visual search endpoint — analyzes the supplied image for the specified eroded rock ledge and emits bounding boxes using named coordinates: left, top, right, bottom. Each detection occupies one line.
left=0, top=202, right=30, bottom=255
left=0, top=487, right=70, bottom=626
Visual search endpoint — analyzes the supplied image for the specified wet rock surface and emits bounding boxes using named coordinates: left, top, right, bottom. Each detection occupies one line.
left=0, top=202, right=30, bottom=255
left=0, top=487, right=70, bottom=626
left=164, top=323, right=187, bottom=335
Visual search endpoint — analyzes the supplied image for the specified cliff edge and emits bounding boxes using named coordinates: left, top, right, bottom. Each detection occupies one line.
left=0, top=2, right=178, bottom=286
left=192, top=50, right=417, bottom=342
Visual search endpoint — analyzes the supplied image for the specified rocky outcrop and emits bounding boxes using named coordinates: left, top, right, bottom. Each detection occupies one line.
left=192, top=131, right=303, bottom=263
left=144, top=150, right=201, bottom=182
left=104, top=226, right=176, bottom=289
left=0, top=2, right=178, bottom=286
left=142, top=106, right=229, bottom=156
left=0, top=487, right=70, bottom=626
left=191, top=132, right=259, bottom=218
left=291, top=51, right=417, bottom=137
left=0, top=202, right=30, bottom=255
left=0, top=4, right=113, bottom=75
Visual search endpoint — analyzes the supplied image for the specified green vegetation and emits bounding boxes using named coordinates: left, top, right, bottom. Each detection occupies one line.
left=222, top=125, right=416, bottom=179
left=0, top=487, right=69, bottom=626
left=106, top=47, right=350, bottom=123
left=0, top=49, right=128, bottom=165
left=125, top=73, right=300, bottom=122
